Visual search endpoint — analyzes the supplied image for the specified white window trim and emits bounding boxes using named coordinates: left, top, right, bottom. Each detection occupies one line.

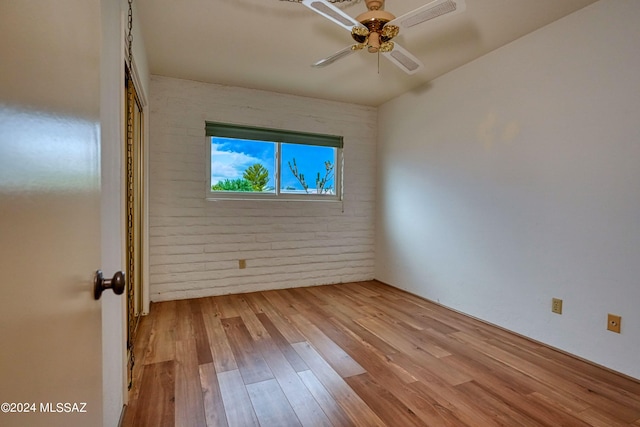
left=205, top=121, right=344, bottom=202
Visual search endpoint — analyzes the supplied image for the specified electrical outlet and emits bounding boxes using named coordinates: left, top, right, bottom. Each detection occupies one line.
left=551, top=298, right=563, bottom=314
left=238, top=259, right=246, bottom=269
left=607, top=314, right=621, bottom=333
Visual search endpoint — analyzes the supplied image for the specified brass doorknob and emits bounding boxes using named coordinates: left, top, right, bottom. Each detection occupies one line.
left=94, top=270, right=126, bottom=300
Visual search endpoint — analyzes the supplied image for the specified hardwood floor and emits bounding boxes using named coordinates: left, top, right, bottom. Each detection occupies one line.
left=121, top=281, right=640, bottom=426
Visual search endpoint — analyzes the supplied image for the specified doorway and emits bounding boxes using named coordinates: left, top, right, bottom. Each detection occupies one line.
left=125, top=68, right=145, bottom=388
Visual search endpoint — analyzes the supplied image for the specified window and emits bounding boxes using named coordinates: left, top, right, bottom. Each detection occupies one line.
left=206, top=121, right=343, bottom=200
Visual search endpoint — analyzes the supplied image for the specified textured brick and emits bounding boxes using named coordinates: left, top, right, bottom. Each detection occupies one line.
left=149, top=76, right=376, bottom=301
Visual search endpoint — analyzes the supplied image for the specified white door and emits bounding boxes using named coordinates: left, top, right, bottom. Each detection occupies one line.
left=0, top=1, right=109, bottom=426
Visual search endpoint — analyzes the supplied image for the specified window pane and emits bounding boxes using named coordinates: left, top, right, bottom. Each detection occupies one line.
left=211, top=137, right=275, bottom=193
left=280, top=143, right=337, bottom=195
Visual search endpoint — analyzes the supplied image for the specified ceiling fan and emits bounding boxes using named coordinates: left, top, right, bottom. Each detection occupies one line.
left=302, top=0, right=466, bottom=74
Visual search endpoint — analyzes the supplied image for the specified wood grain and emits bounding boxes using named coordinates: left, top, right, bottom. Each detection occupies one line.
left=126, top=360, right=175, bottom=427
left=198, top=363, right=228, bottom=427
left=246, top=378, right=302, bottom=427
left=122, top=281, right=640, bottom=426
left=217, top=369, right=259, bottom=427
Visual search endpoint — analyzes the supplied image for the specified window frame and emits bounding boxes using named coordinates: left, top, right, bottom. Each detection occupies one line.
left=205, top=121, right=343, bottom=201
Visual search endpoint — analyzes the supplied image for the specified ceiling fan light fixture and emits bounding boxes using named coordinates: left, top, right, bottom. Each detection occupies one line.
left=351, top=25, right=370, bottom=44
left=379, top=41, right=394, bottom=53
left=380, top=24, right=399, bottom=41
left=352, top=11, right=396, bottom=48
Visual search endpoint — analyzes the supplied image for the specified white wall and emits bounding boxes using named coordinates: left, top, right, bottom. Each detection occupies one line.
left=376, top=0, right=640, bottom=379
left=149, top=76, right=376, bottom=301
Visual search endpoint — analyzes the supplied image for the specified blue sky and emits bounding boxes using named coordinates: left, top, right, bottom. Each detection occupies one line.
left=211, top=137, right=336, bottom=192
left=211, top=138, right=275, bottom=187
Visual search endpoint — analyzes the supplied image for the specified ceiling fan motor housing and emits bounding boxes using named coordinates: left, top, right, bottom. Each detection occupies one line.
left=352, top=9, right=397, bottom=52
left=364, top=0, right=384, bottom=10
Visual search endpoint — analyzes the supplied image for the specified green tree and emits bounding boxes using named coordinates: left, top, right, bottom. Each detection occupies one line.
left=243, top=163, right=269, bottom=191
left=212, top=178, right=253, bottom=192
left=288, top=158, right=334, bottom=194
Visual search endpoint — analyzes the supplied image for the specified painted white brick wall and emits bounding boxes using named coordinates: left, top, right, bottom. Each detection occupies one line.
left=149, top=76, right=377, bottom=301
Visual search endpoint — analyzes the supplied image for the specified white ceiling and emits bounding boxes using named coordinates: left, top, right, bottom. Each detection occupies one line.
left=136, top=0, right=597, bottom=106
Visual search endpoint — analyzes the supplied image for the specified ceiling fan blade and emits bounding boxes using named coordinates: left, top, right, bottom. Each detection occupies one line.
left=312, top=45, right=359, bottom=68
left=382, top=43, right=424, bottom=74
left=302, top=0, right=365, bottom=32
left=387, top=0, right=466, bottom=31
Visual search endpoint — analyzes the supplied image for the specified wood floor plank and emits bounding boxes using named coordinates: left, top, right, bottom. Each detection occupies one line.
left=200, top=295, right=224, bottom=318
left=286, top=286, right=331, bottom=310
left=419, top=327, right=537, bottom=396
left=444, top=348, right=611, bottom=427
left=292, top=341, right=386, bottom=427
left=282, top=291, right=473, bottom=427
left=366, top=308, right=452, bottom=358
left=228, top=293, right=271, bottom=342
left=373, top=283, right=534, bottom=346
left=199, top=362, right=229, bottom=427
left=175, top=299, right=195, bottom=339
left=289, top=313, right=366, bottom=378
left=303, top=286, right=403, bottom=357
left=223, top=316, right=274, bottom=384
left=123, top=282, right=640, bottom=427
left=327, top=315, right=419, bottom=384
left=215, top=295, right=241, bottom=319
left=256, top=312, right=309, bottom=372
left=243, top=291, right=307, bottom=343
left=452, top=330, right=640, bottom=422
left=345, top=372, right=426, bottom=426
left=442, top=351, right=589, bottom=415
left=346, top=281, right=384, bottom=298
left=146, top=300, right=177, bottom=364
left=129, top=310, right=153, bottom=400
left=455, top=380, right=545, bottom=427
left=252, top=326, right=332, bottom=427
left=356, top=316, right=472, bottom=385
left=297, top=369, right=355, bottom=427
left=189, top=299, right=214, bottom=365
left=573, top=408, right=629, bottom=427
left=370, top=294, right=458, bottom=334
left=490, top=337, right=640, bottom=421
left=536, top=344, right=640, bottom=394
left=408, top=379, right=516, bottom=427
left=348, top=328, right=529, bottom=427
left=530, top=392, right=628, bottom=427
left=337, top=288, right=429, bottom=333
left=175, top=337, right=207, bottom=427
left=217, top=369, right=259, bottom=427
left=246, top=379, right=302, bottom=427
left=322, top=320, right=471, bottom=426
left=262, top=289, right=302, bottom=316
left=131, top=361, right=175, bottom=427
left=203, top=311, right=238, bottom=373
